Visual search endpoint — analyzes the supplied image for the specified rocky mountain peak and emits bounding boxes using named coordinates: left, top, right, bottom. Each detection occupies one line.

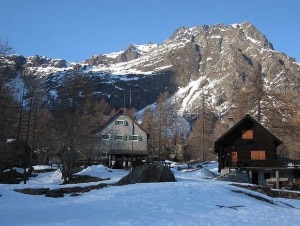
left=115, top=44, right=141, bottom=63
left=83, top=43, right=158, bottom=67
left=1, top=21, right=299, bottom=160
left=25, top=55, right=68, bottom=68
left=1, top=22, right=299, bottom=115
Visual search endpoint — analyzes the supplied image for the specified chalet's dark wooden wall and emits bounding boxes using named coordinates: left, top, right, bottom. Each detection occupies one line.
left=218, top=120, right=278, bottom=168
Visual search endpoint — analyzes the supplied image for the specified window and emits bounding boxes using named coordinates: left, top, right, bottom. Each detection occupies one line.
left=114, top=135, right=124, bottom=140
left=251, top=150, right=266, bottom=160
left=101, top=134, right=110, bottom=140
left=115, top=120, right=128, bottom=126
left=129, top=135, right=142, bottom=141
left=115, top=120, right=124, bottom=125
left=242, top=130, right=253, bottom=140
left=129, top=135, right=138, bottom=141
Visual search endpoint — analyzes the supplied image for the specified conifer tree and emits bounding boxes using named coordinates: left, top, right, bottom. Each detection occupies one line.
left=186, top=106, right=215, bottom=162
left=0, top=69, right=19, bottom=170
left=231, top=64, right=299, bottom=159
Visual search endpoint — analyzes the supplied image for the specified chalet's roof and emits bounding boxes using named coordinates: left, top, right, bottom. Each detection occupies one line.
left=215, top=114, right=283, bottom=149
left=93, top=108, right=148, bottom=135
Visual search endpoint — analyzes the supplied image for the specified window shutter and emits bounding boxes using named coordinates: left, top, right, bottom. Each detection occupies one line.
left=124, top=120, right=128, bottom=126
left=139, top=136, right=143, bottom=141
left=115, top=121, right=118, bottom=125
left=251, top=150, right=266, bottom=160
left=123, top=135, right=127, bottom=140
left=242, top=130, right=253, bottom=140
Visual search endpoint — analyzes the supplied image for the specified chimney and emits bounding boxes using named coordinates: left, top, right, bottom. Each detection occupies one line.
left=228, top=116, right=235, bottom=129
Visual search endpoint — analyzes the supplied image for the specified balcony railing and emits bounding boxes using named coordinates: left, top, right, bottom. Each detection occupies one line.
left=280, top=159, right=300, bottom=168
left=226, top=159, right=300, bottom=169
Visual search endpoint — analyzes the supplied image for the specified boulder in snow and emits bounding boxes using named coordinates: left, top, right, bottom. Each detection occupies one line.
left=116, top=163, right=175, bottom=185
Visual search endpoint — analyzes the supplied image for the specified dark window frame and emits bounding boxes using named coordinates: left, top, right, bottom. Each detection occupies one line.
left=101, top=134, right=110, bottom=140
left=129, top=135, right=140, bottom=141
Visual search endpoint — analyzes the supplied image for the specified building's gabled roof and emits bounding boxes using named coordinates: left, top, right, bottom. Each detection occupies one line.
left=93, top=108, right=148, bottom=135
left=214, top=114, right=283, bottom=152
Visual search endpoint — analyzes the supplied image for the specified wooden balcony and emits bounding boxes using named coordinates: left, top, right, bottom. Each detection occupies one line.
left=224, top=160, right=278, bottom=168
left=227, top=159, right=300, bottom=169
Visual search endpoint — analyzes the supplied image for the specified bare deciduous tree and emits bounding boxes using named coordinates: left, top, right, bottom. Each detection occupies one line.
left=186, top=107, right=216, bottom=162
left=52, top=74, right=107, bottom=183
left=0, top=38, right=14, bottom=57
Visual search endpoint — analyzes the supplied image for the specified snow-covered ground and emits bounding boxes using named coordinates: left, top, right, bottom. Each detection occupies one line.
left=1, top=163, right=300, bottom=226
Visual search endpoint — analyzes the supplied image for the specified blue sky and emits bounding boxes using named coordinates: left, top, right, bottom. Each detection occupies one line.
left=1, top=0, right=299, bottom=62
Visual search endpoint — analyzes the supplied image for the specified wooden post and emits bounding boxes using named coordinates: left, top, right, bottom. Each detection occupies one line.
left=108, top=155, right=111, bottom=168
left=276, top=171, right=280, bottom=189
left=249, top=171, right=252, bottom=184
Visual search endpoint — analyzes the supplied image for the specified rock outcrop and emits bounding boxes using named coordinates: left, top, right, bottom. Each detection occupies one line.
left=116, top=163, right=176, bottom=185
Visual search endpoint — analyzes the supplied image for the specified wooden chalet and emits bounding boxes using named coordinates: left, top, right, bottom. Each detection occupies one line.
left=215, top=114, right=283, bottom=170
left=215, top=114, right=300, bottom=188
left=92, top=109, right=148, bottom=169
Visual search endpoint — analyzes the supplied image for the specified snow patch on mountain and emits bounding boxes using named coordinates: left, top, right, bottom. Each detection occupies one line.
left=134, top=43, right=158, bottom=54
left=6, top=72, right=25, bottom=100
left=26, top=65, right=71, bottom=77
left=103, top=51, right=123, bottom=59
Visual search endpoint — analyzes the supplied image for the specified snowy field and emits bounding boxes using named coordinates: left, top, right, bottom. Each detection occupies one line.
left=1, top=162, right=300, bottom=226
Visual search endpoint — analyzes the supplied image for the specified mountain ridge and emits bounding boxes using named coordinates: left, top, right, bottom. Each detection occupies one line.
left=2, top=21, right=299, bottom=115
left=1, top=21, right=300, bottom=159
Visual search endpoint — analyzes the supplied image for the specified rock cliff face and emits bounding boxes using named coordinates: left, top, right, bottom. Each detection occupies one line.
left=1, top=21, right=299, bottom=116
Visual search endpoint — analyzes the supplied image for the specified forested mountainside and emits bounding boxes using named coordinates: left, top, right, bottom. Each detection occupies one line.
left=1, top=21, right=299, bottom=162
